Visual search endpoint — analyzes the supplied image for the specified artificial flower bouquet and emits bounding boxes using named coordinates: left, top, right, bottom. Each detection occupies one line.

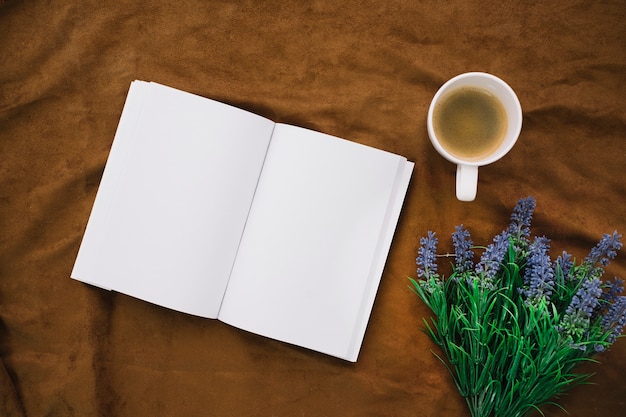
left=411, top=197, right=624, bottom=417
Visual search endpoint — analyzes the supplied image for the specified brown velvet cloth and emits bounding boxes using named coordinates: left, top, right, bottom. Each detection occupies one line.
left=1, top=1, right=625, bottom=416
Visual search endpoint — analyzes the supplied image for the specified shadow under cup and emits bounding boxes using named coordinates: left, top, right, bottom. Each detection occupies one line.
left=427, top=72, right=522, bottom=201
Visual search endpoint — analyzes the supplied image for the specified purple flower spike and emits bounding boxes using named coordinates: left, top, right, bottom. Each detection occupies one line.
left=476, top=231, right=511, bottom=280
left=523, top=236, right=555, bottom=304
left=567, top=277, right=603, bottom=318
left=452, top=225, right=474, bottom=274
left=558, top=276, right=603, bottom=340
left=601, top=296, right=626, bottom=345
left=416, top=231, right=438, bottom=278
left=604, top=278, right=625, bottom=304
left=554, top=251, right=574, bottom=281
left=508, top=196, right=536, bottom=239
left=585, top=231, right=623, bottom=267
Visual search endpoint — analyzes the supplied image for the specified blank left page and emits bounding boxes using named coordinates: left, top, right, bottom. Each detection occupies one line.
left=71, top=81, right=275, bottom=318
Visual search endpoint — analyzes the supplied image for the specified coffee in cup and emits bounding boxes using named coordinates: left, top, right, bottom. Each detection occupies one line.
left=427, top=72, right=522, bottom=201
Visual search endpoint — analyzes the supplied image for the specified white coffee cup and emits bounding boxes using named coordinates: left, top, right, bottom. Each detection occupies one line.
left=427, top=72, right=522, bottom=201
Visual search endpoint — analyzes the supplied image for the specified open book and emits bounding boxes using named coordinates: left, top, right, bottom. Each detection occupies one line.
left=71, top=81, right=414, bottom=361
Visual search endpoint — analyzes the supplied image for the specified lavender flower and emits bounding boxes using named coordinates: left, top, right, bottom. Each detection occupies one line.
left=594, top=343, right=606, bottom=353
left=476, top=231, right=511, bottom=282
left=603, top=278, right=625, bottom=305
left=568, top=277, right=603, bottom=317
left=601, top=296, right=626, bottom=344
left=585, top=230, right=623, bottom=267
left=590, top=278, right=624, bottom=322
left=522, top=236, right=555, bottom=305
left=507, top=196, right=536, bottom=240
left=417, top=231, right=438, bottom=279
left=554, top=251, right=574, bottom=282
left=452, top=225, right=474, bottom=274
left=558, top=277, right=603, bottom=340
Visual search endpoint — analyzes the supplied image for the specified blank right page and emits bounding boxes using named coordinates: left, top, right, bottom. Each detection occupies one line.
left=218, top=124, right=412, bottom=361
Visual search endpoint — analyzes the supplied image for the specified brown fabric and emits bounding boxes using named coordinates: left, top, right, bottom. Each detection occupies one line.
left=1, top=1, right=625, bottom=416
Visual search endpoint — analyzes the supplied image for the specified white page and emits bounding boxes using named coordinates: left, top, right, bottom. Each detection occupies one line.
left=218, top=124, right=413, bottom=361
left=345, top=158, right=414, bottom=358
left=70, top=80, right=153, bottom=290
left=71, top=81, right=275, bottom=318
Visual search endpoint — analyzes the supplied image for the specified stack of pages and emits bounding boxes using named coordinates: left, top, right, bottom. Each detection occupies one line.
left=72, top=81, right=414, bottom=361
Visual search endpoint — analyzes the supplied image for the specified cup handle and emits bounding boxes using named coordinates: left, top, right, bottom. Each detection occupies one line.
left=456, top=164, right=478, bottom=201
